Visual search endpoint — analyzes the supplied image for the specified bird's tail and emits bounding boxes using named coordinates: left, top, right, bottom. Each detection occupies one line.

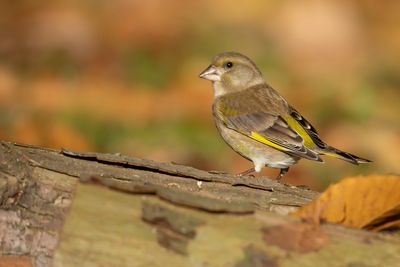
left=318, top=146, right=371, bottom=165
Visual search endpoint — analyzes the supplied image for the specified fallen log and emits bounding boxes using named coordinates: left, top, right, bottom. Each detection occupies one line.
left=0, top=141, right=398, bottom=267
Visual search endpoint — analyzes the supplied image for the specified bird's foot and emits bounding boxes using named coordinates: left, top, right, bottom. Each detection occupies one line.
left=275, top=167, right=289, bottom=182
left=237, top=167, right=256, bottom=177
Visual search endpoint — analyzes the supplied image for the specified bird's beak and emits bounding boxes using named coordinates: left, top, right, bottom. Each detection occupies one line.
left=199, top=65, right=221, bottom=82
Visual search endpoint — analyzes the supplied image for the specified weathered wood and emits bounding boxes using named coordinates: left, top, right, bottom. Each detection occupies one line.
left=0, top=142, right=76, bottom=267
left=54, top=184, right=400, bottom=267
left=8, top=142, right=319, bottom=213
left=0, top=141, right=317, bottom=266
left=0, top=141, right=399, bottom=267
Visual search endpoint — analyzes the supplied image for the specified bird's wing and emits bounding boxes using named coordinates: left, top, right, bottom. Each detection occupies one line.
left=288, top=106, right=371, bottom=164
left=288, top=106, right=328, bottom=149
left=214, top=98, right=323, bottom=161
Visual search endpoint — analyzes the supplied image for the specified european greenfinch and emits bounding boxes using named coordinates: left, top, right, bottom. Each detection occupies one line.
left=199, top=52, right=370, bottom=180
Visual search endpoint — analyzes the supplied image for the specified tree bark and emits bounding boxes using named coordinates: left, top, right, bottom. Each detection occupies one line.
left=0, top=141, right=398, bottom=267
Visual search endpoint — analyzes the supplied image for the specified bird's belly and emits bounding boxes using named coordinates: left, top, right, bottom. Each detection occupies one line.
left=217, top=125, right=298, bottom=169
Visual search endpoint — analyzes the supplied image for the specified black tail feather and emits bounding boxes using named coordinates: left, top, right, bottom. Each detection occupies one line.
left=320, top=146, right=371, bottom=165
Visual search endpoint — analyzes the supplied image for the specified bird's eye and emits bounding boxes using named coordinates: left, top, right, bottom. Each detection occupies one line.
left=224, top=61, right=233, bottom=69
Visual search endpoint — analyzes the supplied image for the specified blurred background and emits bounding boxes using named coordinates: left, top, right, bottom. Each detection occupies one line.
left=0, top=0, right=399, bottom=190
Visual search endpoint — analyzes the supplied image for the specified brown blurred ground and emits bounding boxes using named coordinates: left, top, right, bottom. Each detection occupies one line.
left=0, top=0, right=399, bottom=190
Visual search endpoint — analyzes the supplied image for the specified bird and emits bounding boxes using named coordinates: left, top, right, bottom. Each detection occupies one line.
left=199, top=51, right=371, bottom=180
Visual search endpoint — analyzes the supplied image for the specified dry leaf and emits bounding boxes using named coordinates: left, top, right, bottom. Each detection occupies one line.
left=293, top=175, right=400, bottom=231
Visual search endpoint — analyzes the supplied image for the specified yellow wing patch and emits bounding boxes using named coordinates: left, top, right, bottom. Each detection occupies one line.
left=319, top=151, right=343, bottom=159
left=250, top=131, right=290, bottom=151
left=284, top=115, right=316, bottom=148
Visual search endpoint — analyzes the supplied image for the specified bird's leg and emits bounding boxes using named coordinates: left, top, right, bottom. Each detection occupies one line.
left=276, top=167, right=289, bottom=181
left=238, top=167, right=255, bottom=176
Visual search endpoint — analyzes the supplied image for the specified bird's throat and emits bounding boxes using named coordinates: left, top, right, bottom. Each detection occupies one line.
left=212, top=81, right=229, bottom=98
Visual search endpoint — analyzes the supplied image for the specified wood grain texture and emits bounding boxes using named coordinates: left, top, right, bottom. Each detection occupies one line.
left=0, top=141, right=399, bottom=267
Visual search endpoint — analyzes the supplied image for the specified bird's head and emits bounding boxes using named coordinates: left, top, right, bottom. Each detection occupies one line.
left=199, top=52, right=264, bottom=96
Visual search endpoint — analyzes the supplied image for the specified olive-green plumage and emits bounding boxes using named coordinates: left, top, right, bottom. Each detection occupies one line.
left=199, top=51, right=370, bottom=179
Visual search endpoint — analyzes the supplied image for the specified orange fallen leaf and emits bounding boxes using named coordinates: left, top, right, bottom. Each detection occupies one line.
left=293, top=175, right=400, bottom=231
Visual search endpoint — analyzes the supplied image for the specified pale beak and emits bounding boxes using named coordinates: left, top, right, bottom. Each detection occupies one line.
left=199, top=65, right=221, bottom=82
